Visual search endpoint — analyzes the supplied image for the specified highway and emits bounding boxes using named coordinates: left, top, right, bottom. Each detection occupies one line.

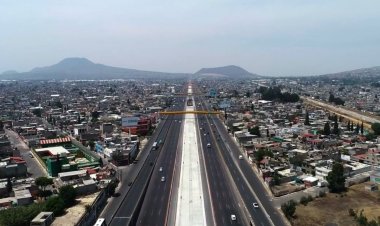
left=136, top=98, right=185, bottom=226
left=106, top=97, right=184, bottom=226
left=196, top=94, right=287, bottom=226
left=197, top=111, right=247, bottom=225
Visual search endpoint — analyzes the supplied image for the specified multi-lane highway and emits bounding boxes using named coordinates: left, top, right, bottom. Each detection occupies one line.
left=195, top=89, right=287, bottom=226
left=102, top=82, right=288, bottom=226
left=136, top=98, right=184, bottom=226
left=107, top=96, right=185, bottom=226
left=197, top=111, right=247, bottom=225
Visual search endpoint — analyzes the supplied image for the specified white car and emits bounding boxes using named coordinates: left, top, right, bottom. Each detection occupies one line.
left=231, top=214, right=236, bottom=221
left=159, top=167, right=163, bottom=172
left=253, top=202, right=259, bottom=208
left=239, top=155, right=243, bottom=160
left=161, top=176, right=165, bottom=182
left=207, top=143, right=211, bottom=148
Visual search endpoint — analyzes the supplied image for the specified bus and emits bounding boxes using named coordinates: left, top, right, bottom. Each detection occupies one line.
left=94, top=218, right=107, bottom=226
left=187, top=98, right=193, bottom=106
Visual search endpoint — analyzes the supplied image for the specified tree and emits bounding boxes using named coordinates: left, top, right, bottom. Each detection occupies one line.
left=91, top=111, right=100, bottom=119
left=35, top=177, right=53, bottom=199
left=59, top=185, right=77, bottom=207
left=332, top=121, right=339, bottom=135
left=355, top=123, right=360, bottom=134
left=281, top=200, right=297, bottom=219
left=304, top=111, right=310, bottom=126
left=32, top=108, right=42, bottom=117
left=366, top=133, right=377, bottom=141
left=323, top=122, right=331, bottom=135
left=6, top=177, right=12, bottom=195
left=108, top=178, right=120, bottom=196
left=254, top=149, right=273, bottom=162
left=326, top=163, right=346, bottom=193
left=371, top=123, right=380, bottom=135
left=88, top=140, right=95, bottom=151
left=329, top=93, right=335, bottom=103
left=0, top=202, right=45, bottom=226
left=45, top=196, right=65, bottom=216
left=250, top=103, right=255, bottom=112
left=273, top=172, right=281, bottom=186
left=289, top=155, right=306, bottom=167
left=249, top=126, right=261, bottom=137
left=361, top=122, right=364, bottom=135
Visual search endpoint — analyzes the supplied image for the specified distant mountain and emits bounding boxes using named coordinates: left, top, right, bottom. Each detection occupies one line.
left=195, top=65, right=260, bottom=78
left=1, top=70, right=18, bottom=75
left=319, top=66, right=380, bottom=79
left=0, top=57, right=189, bottom=80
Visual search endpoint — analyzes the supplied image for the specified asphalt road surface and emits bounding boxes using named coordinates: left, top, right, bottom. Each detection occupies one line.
left=197, top=94, right=287, bottom=226
left=5, top=129, right=46, bottom=178
left=136, top=100, right=185, bottom=226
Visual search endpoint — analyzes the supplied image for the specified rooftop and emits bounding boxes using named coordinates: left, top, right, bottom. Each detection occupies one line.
left=35, top=146, right=70, bottom=156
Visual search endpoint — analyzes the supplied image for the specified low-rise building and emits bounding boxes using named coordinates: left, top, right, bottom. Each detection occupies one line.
left=30, top=212, right=54, bottom=226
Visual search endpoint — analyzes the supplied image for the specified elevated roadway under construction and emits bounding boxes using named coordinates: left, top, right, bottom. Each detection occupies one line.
left=302, top=97, right=380, bottom=129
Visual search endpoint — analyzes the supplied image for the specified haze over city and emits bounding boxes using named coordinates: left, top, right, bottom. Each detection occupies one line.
left=1, top=0, right=380, bottom=76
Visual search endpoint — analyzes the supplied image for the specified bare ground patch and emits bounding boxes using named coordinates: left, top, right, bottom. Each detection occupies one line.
left=292, top=183, right=380, bottom=226
left=52, top=192, right=100, bottom=226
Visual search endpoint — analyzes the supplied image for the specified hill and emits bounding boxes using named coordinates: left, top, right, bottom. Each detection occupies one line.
left=319, top=66, right=380, bottom=79
left=0, top=58, right=189, bottom=80
left=195, top=65, right=260, bottom=78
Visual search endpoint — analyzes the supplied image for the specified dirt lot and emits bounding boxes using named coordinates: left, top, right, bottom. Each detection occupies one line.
left=293, top=183, right=380, bottom=226
left=52, top=192, right=99, bottom=226
left=272, top=183, right=305, bottom=197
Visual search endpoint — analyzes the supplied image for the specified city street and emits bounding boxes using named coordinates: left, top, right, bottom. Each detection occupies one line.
left=5, top=129, right=46, bottom=178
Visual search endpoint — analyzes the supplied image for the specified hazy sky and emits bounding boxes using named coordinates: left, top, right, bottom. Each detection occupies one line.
left=1, top=0, right=380, bottom=76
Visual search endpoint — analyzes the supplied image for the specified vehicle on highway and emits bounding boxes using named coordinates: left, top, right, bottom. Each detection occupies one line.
left=239, top=155, right=243, bottom=160
left=159, top=167, right=163, bottom=172
left=161, top=176, right=165, bottom=182
left=152, top=142, right=158, bottom=150
left=253, top=202, right=259, bottom=208
left=94, top=218, right=107, bottom=226
left=231, top=214, right=236, bottom=221
left=207, top=143, right=211, bottom=148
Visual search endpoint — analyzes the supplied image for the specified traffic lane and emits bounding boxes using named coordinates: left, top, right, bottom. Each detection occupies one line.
left=203, top=124, right=271, bottom=226
left=110, top=152, right=160, bottom=226
left=195, top=114, right=216, bottom=226
left=208, top=111, right=285, bottom=225
left=136, top=117, right=182, bottom=226
left=110, top=119, right=175, bottom=226
left=210, top=115, right=281, bottom=219
left=202, top=147, right=241, bottom=225
left=197, top=109, right=273, bottom=226
left=222, top=146, right=272, bottom=226
left=5, top=129, right=46, bottom=178
left=101, top=116, right=172, bottom=222
left=201, top=132, right=244, bottom=225
left=237, top=156, right=284, bottom=224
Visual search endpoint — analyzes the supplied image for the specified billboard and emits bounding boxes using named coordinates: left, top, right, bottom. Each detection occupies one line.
left=122, top=117, right=139, bottom=127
